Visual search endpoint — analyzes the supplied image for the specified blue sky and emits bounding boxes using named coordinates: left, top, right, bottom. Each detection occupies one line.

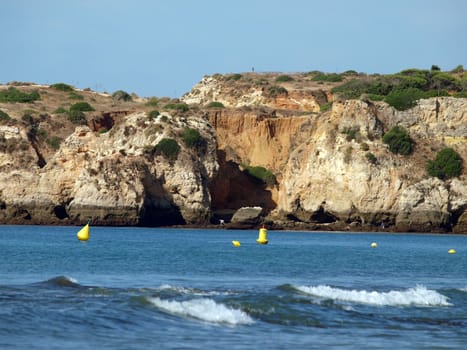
left=2, top=0, right=466, bottom=98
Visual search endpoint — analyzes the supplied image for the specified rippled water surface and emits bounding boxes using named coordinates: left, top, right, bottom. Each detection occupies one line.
left=1, top=226, right=466, bottom=349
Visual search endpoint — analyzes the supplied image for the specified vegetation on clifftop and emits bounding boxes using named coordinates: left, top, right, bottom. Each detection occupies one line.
left=331, top=66, right=465, bottom=110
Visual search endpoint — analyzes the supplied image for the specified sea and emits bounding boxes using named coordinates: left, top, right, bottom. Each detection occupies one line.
left=1, top=225, right=466, bottom=349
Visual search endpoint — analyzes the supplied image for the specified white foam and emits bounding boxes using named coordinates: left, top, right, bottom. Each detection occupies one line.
left=156, top=284, right=232, bottom=296
left=67, top=276, right=78, bottom=284
left=148, top=297, right=254, bottom=325
left=295, top=285, right=452, bottom=307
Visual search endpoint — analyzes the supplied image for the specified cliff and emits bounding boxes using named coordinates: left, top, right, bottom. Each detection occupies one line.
left=0, top=72, right=466, bottom=232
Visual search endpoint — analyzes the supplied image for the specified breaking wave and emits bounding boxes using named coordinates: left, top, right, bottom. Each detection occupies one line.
left=147, top=297, right=254, bottom=325
left=294, top=285, right=452, bottom=307
left=34, top=276, right=80, bottom=288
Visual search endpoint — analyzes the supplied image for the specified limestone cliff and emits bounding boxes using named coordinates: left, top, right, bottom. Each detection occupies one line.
left=0, top=99, right=218, bottom=225
left=0, top=74, right=466, bottom=232
left=182, top=74, right=466, bottom=233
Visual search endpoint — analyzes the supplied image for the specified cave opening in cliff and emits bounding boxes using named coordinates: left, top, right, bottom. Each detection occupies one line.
left=140, top=204, right=185, bottom=227
left=311, top=206, right=337, bottom=223
left=53, top=205, right=68, bottom=220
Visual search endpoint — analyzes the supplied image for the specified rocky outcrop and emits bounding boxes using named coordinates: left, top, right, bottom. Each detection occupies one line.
left=182, top=75, right=328, bottom=113
left=229, top=206, right=263, bottom=228
left=196, top=89, right=467, bottom=233
left=0, top=112, right=219, bottom=226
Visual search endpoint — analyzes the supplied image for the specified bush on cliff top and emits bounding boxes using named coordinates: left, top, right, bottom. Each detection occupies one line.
left=331, top=67, right=463, bottom=104
left=275, top=75, right=294, bottom=82
left=70, top=102, right=95, bottom=112
left=0, top=87, right=40, bottom=103
left=164, top=103, right=189, bottom=112
left=50, top=83, right=74, bottom=92
left=112, top=90, right=132, bottom=102
left=427, top=147, right=463, bottom=180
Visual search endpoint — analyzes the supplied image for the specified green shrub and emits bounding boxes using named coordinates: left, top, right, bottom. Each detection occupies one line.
left=227, top=74, right=242, bottom=81
left=275, top=75, right=294, bottom=82
left=37, top=129, right=47, bottom=140
left=360, top=142, right=369, bottom=151
left=148, top=110, right=160, bottom=119
left=54, top=107, right=67, bottom=114
left=182, top=128, right=202, bottom=147
left=50, top=83, right=74, bottom=92
left=67, top=110, right=87, bottom=124
left=431, top=71, right=460, bottom=90
left=320, top=102, right=332, bottom=112
left=451, top=64, right=464, bottom=73
left=0, top=87, right=40, bottom=103
left=46, top=136, right=61, bottom=150
left=22, top=113, right=34, bottom=124
left=431, top=65, right=441, bottom=71
left=243, top=165, right=276, bottom=186
left=331, top=78, right=392, bottom=99
left=267, top=85, right=288, bottom=98
left=366, top=152, right=377, bottom=164
left=68, top=92, right=84, bottom=100
left=384, top=88, right=425, bottom=111
left=207, top=101, right=225, bottom=108
left=112, top=90, right=132, bottom=102
left=427, top=147, right=463, bottom=180
left=154, top=138, right=180, bottom=160
left=70, top=102, right=94, bottom=112
left=382, top=126, right=414, bottom=155
left=367, top=94, right=385, bottom=101
left=164, top=103, right=189, bottom=112
left=145, top=97, right=159, bottom=107
left=342, top=127, right=360, bottom=142
left=312, top=73, right=343, bottom=82
left=344, top=146, right=353, bottom=163
left=0, top=110, right=11, bottom=121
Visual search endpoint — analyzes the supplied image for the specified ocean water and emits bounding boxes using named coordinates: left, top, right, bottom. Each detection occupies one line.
left=1, top=225, right=466, bottom=349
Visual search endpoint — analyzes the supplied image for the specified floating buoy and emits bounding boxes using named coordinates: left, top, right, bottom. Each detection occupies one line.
left=77, top=219, right=91, bottom=241
left=256, top=225, right=268, bottom=244
left=232, top=240, right=241, bottom=247
left=371, top=242, right=378, bottom=248
left=448, top=248, right=456, bottom=254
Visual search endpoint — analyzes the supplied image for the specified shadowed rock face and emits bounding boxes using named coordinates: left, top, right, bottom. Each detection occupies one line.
left=0, top=78, right=466, bottom=232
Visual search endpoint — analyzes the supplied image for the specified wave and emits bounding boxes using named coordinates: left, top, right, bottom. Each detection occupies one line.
left=147, top=297, right=254, bottom=325
left=155, top=284, right=233, bottom=296
left=293, top=285, right=452, bottom=307
left=33, top=276, right=80, bottom=288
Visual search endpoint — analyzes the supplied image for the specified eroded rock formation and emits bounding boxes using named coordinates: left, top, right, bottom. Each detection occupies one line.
left=0, top=76, right=465, bottom=232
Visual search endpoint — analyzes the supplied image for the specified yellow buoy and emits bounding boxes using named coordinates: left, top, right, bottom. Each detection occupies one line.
left=232, top=240, right=241, bottom=247
left=256, top=225, right=268, bottom=244
left=371, top=242, right=378, bottom=248
left=448, top=248, right=456, bottom=254
left=77, top=219, right=91, bottom=241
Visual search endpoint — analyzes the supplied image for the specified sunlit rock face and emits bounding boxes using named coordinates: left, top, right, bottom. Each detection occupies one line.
left=0, top=78, right=465, bottom=232
left=0, top=112, right=219, bottom=226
